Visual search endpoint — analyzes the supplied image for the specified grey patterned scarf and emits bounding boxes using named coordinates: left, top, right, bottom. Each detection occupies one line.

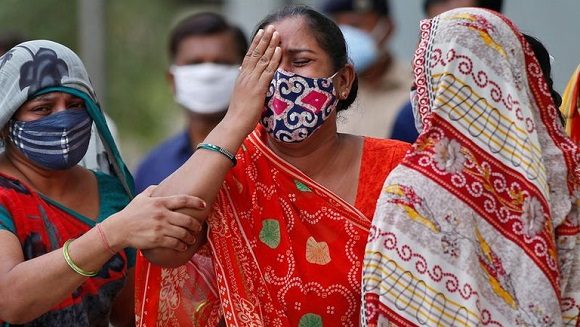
left=0, top=40, right=133, bottom=195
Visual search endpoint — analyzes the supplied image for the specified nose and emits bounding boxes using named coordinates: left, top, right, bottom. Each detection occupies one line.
left=53, top=97, right=69, bottom=113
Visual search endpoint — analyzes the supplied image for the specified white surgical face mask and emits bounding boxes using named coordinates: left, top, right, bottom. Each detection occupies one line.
left=340, top=24, right=379, bottom=73
left=170, top=63, right=239, bottom=114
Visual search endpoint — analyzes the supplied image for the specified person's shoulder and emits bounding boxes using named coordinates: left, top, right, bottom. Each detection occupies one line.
left=359, top=137, right=411, bottom=176
left=93, top=171, right=128, bottom=196
left=363, top=137, right=412, bottom=152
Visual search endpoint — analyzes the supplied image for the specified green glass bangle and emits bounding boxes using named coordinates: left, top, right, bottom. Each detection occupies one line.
left=196, top=143, right=237, bottom=167
left=63, top=239, right=98, bottom=277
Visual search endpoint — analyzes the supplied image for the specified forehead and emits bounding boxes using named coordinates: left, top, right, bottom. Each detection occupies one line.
left=174, top=32, right=241, bottom=64
left=15, top=92, right=82, bottom=114
left=28, top=92, right=81, bottom=102
left=272, top=16, right=320, bottom=50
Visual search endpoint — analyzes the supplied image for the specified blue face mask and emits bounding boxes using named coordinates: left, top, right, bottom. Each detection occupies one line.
left=9, top=108, right=93, bottom=170
left=340, top=24, right=379, bottom=73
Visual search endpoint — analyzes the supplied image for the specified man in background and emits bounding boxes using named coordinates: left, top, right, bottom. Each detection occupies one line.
left=321, top=0, right=413, bottom=139
left=134, top=12, right=247, bottom=192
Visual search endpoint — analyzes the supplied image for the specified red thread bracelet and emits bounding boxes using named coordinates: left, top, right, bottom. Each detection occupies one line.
left=96, top=223, right=116, bottom=256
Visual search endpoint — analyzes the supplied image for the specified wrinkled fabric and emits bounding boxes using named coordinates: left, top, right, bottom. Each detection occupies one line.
left=9, top=108, right=93, bottom=170
left=362, top=8, right=580, bottom=326
left=0, top=40, right=127, bottom=178
left=136, top=125, right=410, bottom=327
left=0, top=40, right=135, bottom=326
left=0, top=171, right=134, bottom=327
left=0, top=40, right=96, bottom=132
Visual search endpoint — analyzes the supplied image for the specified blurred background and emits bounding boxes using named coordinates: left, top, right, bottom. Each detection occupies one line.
left=1, top=0, right=578, bottom=170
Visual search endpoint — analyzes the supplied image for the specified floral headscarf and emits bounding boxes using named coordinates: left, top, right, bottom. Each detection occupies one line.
left=362, top=8, right=580, bottom=326
left=0, top=40, right=133, bottom=194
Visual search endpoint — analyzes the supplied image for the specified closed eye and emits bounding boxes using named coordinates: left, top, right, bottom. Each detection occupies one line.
left=293, top=58, right=312, bottom=67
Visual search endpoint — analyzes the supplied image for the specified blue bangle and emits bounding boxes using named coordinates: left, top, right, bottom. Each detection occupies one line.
left=196, top=143, right=237, bottom=167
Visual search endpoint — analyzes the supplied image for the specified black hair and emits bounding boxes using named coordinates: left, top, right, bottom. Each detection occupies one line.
left=320, top=0, right=390, bottom=17
left=523, top=34, right=562, bottom=108
left=523, top=33, right=564, bottom=125
left=422, top=0, right=503, bottom=15
left=255, top=5, right=358, bottom=112
left=168, top=12, right=248, bottom=62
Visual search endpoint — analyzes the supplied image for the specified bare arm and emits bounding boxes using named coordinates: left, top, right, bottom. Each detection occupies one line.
left=143, top=26, right=282, bottom=267
left=0, top=189, right=204, bottom=324
left=0, top=230, right=109, bottom=324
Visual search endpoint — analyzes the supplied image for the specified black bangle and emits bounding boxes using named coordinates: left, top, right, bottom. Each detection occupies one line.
left=196, top=143, right=237, bottom=167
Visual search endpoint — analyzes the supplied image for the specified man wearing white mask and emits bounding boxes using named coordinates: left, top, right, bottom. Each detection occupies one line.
left=321, top=0, right=413, bottom=139
left=134, top=12, right=247, bottom=192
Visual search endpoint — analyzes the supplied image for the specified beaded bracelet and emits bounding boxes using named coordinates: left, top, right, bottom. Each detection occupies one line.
left=63, top=239, right=98, bottom=277
left=196, top=143, right=237, bottom=167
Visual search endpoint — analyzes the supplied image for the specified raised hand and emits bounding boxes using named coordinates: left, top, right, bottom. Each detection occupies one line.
left=225, top=25, right=282, bottom=136
left=101, top=186, right=206, bottom=252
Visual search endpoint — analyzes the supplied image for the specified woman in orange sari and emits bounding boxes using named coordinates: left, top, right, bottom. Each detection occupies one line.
left=135, top=5, right=410, bottom=326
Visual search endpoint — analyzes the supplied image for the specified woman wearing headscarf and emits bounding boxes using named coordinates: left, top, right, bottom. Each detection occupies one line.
left=361, top=7, right=580, bottom=327
left=0, top=40, right=204, bottom=326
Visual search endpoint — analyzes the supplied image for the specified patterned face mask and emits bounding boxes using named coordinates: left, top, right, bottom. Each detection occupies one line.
left=9, top=108, right=93, bottom=170
left=261, top=68, right=339, bottom=143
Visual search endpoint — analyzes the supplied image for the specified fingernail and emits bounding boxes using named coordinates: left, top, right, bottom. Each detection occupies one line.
left=201, top=201, right=207, bottom=209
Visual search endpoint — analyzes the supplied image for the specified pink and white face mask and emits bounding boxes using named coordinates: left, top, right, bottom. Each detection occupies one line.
left=260, top=68, right=338, bottom=143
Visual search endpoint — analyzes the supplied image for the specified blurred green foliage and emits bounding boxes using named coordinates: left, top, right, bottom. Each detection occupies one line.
left=0, top=0, right=222, bottom=169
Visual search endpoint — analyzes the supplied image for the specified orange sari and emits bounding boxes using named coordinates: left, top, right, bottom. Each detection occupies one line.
left=136, top=125, right=409, bottom=326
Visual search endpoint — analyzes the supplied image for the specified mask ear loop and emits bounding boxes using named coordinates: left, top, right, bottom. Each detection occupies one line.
left=327, top=70, right=341, bottom=98
left=329, top=67, right=354, bottom=100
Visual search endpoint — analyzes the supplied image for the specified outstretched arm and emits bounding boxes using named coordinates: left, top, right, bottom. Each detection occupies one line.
left=0, top=187, right=205, bottom=324
left=143, top=25, right=281, bottom=267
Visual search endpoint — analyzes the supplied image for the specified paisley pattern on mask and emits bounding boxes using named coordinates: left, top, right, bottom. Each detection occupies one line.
left=261, top=69, right=338, bottom=143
